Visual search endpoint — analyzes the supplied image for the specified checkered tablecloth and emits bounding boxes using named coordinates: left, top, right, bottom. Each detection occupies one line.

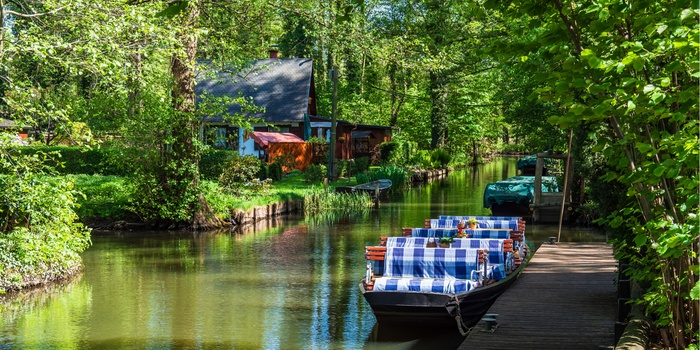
left=372, top=277, right=477, bottom=293
left=384, top=247, right=480, bottom=280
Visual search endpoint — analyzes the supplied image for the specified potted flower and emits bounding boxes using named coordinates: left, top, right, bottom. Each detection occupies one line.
left=439, top=235, right=454, bottom=248
left=467, top=218, right=478, bottom=229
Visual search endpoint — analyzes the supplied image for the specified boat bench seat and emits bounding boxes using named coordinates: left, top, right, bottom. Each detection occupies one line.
left=404, top=228, right=514, bottom=240
left=439, top=215, right=523, bottom=221
left=372, top=277, right=478, bottom=294
left=426, top=219, right=525, bottom=231
left=382, top=237, right=512, bottom=265
left=369, top=247, right=483, bottom=280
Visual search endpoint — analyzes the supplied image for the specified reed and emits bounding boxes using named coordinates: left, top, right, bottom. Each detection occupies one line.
left=303, top=187, right=373, bottom=217
left=355, top=164, right=409, bottom=194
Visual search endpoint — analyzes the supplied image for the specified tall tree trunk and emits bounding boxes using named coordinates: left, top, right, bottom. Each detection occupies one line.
left=169, top=1, right=221, bottom=229
left=429, top=70, right=448, bottom=149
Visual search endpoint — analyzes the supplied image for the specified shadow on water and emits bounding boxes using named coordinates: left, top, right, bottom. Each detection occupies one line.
left=366, top=323, right=466, bottom=350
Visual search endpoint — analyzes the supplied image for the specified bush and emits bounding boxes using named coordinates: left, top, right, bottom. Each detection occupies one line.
left=200, top=149, right=236, bottom=180
left=409, top=150, right=433, bottom=169
left=304, top=164, right=326, bottom=184
left=257, top=162, right=269, bottom=180
left=218, top=154, right=262, bottom=192
left=354, top=156, right=370, bottom=173
left=431, top=148, right=451, bottom=168
left=378, top=140, right=418, bottom=166
left=0, top=147, right=91, bottom=293
left=268, top=162, right=283, bottom=181
left=8, top=146, right=129, bottom=176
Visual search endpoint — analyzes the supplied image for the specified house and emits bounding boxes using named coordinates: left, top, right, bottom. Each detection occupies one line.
left=0, top=118, right=30, bottom=144
left=195, top=50, right=391, bottom=163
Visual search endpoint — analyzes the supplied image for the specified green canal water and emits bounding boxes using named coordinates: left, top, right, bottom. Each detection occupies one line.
left=0, top=157, right=608, bottom=349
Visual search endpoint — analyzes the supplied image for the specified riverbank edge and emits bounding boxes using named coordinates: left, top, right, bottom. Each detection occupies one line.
left=89, top=168, right=452, bottom=232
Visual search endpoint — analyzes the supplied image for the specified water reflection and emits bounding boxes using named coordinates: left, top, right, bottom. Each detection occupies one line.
left=0, top=158, right=607, bottom=349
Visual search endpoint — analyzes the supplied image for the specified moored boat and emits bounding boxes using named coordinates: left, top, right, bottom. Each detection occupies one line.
left=335, top=179, right=392, bottom=197
left=482, top=175, right=559, bottom=217
left=360, top=217, right=530, bottom=334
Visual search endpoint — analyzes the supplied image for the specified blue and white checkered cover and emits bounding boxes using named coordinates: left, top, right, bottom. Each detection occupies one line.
left=468, top=230, right=513, bottom=239
left=408, top=228, right=458, bottom=238
left=488, top=265, right=507, bottom=281
left=384, top=247, right=480, bottom=280
left=385, top=237, right=434, bottom=248
left=429, top=219, right=520, bottom=230
left=451, top=239, right=505, bottom=264
left=408, top=228, right=512, bottom=239
left=439, top=215, right=522, bottom=221
left=372, top=277, right=478, bottom=293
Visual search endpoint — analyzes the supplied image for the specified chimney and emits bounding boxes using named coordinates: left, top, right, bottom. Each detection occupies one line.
left=269, top=44, right=279, bottom=59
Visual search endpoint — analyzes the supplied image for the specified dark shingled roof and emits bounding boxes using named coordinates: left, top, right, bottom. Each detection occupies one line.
left=196, top=58, right=313, bottom=123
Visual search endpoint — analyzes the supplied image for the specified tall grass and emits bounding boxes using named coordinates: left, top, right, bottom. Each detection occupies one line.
left=355, top=164, right=410, bottom=194
left=303, top=187, right=373, bottom=218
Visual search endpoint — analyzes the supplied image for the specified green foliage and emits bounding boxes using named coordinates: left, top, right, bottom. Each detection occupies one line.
left=409, top=150, right=433, bottom=169
left=307, top=137, right=327, bottom=144
left=378, top=140, right=418, bottom=167
left=70, top=175, right=135, bottom=222
left=303, top=187, right=373, bottom=217
left=218, top=154, right=263, bottom=193
left=268, top=162, right=283, bottom=181
left=0, top=142, right=91, bottom=293
left=355, top=164, right=409, bottom=194
left=430, top=148, right=451, bottom=168
left=303, top=164, right=326, bottom=184
left=200, top=149, right=236, bottom=180
left=336, top=159, right=354, bottom=178
left=8, top=146, right=129, bottom=176
left=354, top=156, right=370, bottom=173
left=492, top=0, right=699, bottom=345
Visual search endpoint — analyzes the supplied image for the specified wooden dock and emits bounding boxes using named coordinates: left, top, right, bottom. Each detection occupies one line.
left=460, top=242, right=617, bottom=349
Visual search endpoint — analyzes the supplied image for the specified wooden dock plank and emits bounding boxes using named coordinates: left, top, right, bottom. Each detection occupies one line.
left=460, top=242, right=617, bottom=350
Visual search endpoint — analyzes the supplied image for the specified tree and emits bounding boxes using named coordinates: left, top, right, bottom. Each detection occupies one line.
left=486, top=0, right=699, bottom=347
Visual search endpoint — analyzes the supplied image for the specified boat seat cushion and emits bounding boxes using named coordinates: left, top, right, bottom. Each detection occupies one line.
left=439, top=215, right=521, bottom=221
left=429, top=219, right=520, bottom=230
left=383, top=247, right=480, bottom=279
left=385, top=237, right=507, bottom=265
left=372, top=277, right=478, bottom=294
left=409, top=228, right=511, bottom=239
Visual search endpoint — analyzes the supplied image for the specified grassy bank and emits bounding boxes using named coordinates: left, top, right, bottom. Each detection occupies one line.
left=70, top=173, right=358, bottom=224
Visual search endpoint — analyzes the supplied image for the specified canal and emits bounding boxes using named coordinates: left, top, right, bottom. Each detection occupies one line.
left=0, top=157, right=608, bottom=349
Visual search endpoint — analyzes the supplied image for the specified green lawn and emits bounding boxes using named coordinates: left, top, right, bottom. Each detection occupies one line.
left=70, top=173, right=358, bottom=222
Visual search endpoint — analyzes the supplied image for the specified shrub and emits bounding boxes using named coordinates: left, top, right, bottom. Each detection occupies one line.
left=431, top=148, right=451, bottom=168
left=268, top=162, right=283, bottom=181
left=377, top=140, right=418, bottom=166
left=354, top=156, right=370, bottom=173
left=257, top=162, right=269, bottom=180
left=200, top=149, right=236, bottom=180
left=304, top=164, right=326, bottom=184
left=8, top=146, right=129, bottom=176
left=218, top=154, right=262, bottom=192
left=378, top=141, right=399, bottom=164
left=409, top=150, right=433, bottom=169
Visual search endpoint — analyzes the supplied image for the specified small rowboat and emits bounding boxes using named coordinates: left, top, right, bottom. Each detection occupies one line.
left=335, top=179, right=392, bottom=197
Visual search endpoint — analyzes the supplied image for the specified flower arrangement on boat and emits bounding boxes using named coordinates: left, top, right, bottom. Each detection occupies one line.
left=439, top=235, right=454, bottom=247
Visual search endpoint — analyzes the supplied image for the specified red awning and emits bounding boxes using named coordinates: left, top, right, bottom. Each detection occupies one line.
left=249, top=131, right=305, bottom=149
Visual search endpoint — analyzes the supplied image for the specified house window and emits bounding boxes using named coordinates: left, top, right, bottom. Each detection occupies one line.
left=205, top=126, right=238, bottom=150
